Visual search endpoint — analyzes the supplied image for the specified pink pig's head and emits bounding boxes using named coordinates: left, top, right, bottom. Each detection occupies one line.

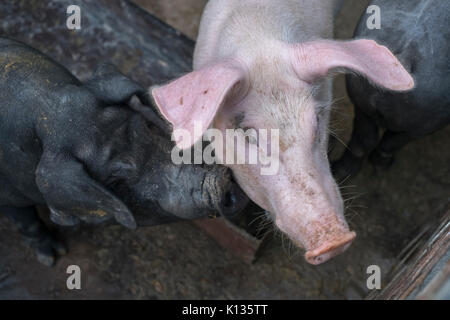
left=151, top=39, right=414, bottom=265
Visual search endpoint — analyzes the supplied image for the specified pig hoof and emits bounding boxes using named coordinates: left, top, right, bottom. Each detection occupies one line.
left=331, top=152, right=363, bottom=182
left=35, top=238, right=67, bottom=267
left=369, top=150, right=394, bottom=169
left=305, top=231, right=356, bottom=265
left=51, top=239, right=68, bottom=256
left=36, top=251, right=56, bottom=267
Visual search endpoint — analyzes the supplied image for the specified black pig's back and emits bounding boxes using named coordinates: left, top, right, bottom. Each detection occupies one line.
left=0, top=37, right=81, bottom=206
left=347, top=0, right=450, bottom=136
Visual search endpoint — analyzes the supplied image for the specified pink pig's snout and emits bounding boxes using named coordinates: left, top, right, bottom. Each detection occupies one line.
left=276, top=211, right=356, bottom=265
left=304, top=231, right=356, bottom=265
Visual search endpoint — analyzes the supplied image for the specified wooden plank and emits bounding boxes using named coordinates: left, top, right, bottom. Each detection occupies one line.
left=415, top=259, right=450, bottom=300
left=193, top=218, right=268, bottom=264
left=366, top=209, right=449, bottom=300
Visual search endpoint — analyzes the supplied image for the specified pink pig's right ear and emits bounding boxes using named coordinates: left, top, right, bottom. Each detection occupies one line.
left=291, top=39, right=414, bottom=91
left=151, top=60, right=248, bottom=149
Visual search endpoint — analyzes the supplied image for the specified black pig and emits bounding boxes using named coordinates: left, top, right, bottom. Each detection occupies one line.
left=333, top=0, right=450, bottom=180
left=0, top=37, right=248, bottom=266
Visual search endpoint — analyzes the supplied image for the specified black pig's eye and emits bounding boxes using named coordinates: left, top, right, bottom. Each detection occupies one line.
left=105, top=174, right=125, bottom=190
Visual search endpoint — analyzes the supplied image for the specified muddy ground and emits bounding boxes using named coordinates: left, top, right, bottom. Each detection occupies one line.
left=0, top=0, right=449, bottom=299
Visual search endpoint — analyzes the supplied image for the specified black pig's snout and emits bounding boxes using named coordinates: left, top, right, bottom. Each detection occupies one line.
left=202, top=167, right=248, bottom=218
left=222, top=191, right=236, bottom=209
left=217, top=173, right=249, bottom=218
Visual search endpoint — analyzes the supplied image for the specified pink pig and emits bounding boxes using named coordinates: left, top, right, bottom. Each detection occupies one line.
left=151, top=0, right=414, bottom=264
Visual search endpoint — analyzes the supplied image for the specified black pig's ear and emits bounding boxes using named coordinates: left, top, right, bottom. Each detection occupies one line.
left=85, top=63, right=149, bottom=105
left=85, top=63, right=170, bottom=132
left=35, top=152, right=136, bottom=229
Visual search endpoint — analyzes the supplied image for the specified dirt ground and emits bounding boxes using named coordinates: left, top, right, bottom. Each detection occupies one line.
left=0, top=0, right=449, bottom=299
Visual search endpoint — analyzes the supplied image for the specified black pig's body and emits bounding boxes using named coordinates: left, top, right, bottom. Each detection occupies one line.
left=0, top=37, right=247, bottom=265
left=333, top=0, right=450, bottom=180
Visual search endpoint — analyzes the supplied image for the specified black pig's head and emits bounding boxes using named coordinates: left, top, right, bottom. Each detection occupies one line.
left=62, top=107, right=249, bottom=227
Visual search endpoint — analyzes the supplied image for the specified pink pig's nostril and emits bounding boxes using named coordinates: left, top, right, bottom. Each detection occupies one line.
left=305, top=231, right=356, bottom=265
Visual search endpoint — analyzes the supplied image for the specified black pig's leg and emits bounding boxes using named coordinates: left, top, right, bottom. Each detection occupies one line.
left=332, top=109, right=379, bottom=181
left=369, top=131, right=413, bottom=169
left=0, top=206, right=66, bottom=266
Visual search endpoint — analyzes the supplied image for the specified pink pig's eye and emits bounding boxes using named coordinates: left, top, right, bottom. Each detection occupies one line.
left=242, top=127, right=259, bottom=145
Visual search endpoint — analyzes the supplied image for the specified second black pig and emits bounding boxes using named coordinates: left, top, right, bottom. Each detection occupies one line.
left=333, top=0, right=450, bottom=180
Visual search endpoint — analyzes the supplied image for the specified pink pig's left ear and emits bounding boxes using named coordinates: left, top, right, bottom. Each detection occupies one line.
left=151, top=59, right=248, bottom=149
left=291, top=39, right=414, bottom=91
